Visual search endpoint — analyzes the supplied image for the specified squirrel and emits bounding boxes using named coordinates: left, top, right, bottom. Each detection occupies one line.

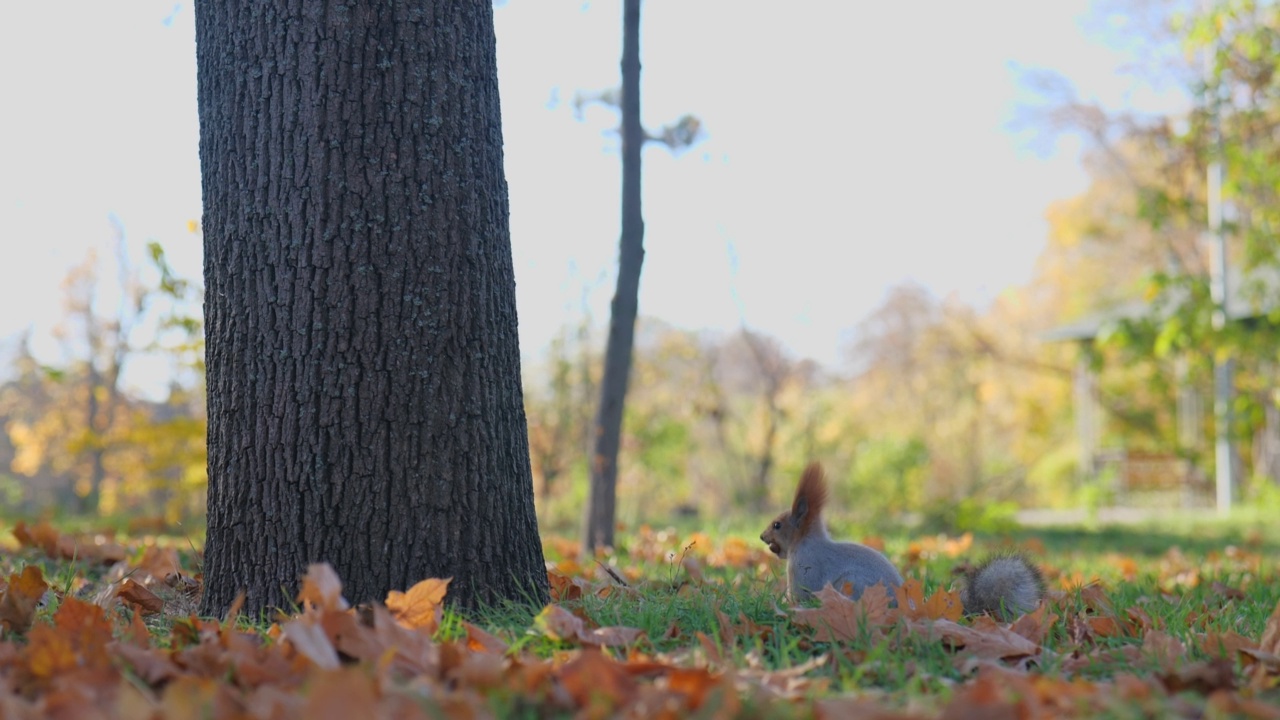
left=760, top=462, right=1044, bottom=620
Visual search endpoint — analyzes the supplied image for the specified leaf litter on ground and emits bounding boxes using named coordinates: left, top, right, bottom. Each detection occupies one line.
left=0, top=520, right=1279, bottom=717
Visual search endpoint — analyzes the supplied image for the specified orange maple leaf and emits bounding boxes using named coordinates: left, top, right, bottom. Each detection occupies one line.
left=385, top=577, right=451, bottom=633
left=893, top=578, right=962, bottom=621
left=0, top=565, right=48, bottom=633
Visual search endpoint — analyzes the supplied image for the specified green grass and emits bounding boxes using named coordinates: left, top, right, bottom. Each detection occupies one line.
left=3, top=510, right=1280, bottom=717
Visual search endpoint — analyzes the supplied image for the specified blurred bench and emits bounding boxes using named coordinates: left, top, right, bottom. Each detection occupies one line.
left=1093, top=450, right=1213, bottom=507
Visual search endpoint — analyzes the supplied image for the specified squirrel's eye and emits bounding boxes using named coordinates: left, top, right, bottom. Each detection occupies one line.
left=772, top=521, right=781, bottom=530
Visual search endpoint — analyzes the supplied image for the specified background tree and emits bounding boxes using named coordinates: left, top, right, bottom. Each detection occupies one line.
left=584, top=0, right=701, bottom=550
left=195, top=0, right=547, bottom=614
left=1020, top=0, right=1280, bottom=496
left=2, top=239, right=207, bottom=520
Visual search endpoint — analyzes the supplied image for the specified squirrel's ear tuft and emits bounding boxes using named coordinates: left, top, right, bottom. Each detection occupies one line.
left=791, top=462, right=828, bottom=534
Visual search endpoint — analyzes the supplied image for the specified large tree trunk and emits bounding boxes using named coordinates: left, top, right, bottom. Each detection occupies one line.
left=585, top=0, right=645, bottom=551
left=196, top=1, right=547, bottom=614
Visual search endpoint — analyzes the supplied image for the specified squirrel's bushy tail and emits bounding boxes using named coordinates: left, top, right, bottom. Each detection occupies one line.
left=961, top=554, right=1044, bottom=620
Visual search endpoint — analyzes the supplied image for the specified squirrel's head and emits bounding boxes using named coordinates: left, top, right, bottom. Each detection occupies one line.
left=760, top=462, right=828, bottom=559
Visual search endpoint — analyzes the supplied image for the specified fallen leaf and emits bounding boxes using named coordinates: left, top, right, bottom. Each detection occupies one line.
left=664, top=667, right=736, bottom=712
left=1141, top=630, right=1186, bottom=671
left=1210, top=581, right=1246, bottom=602
left=301, top=667, right=381, bottom=719
left=559, top=648, right=637, bottom=716
left=792, top=584, right=894, bottom=642
left=1008, top=603, right=1057, bottom=646
left=893, top=577, right=928, bottom=617
left=463, top=621, right=509, bottom=654
left=1199, top=630, right=1257, bottom=659
left=1159, top=658, right=1235, bottom=695
left=385, top=577, right=450, bottom=633
left=1126, top=605, right=1155, bottom=634
left=112, top=642, right=183, bottom=686
left=136, top=547, right=183, bottom=581
left=281, top=616, right=341, bottom=669
left=534, top=604, right=585, bottom=642
left=1259, top=597, right=1280, bottom=656
left=925, top=618, right=1040, bottom=661
left=532, top=604, right=642, bottom=647
left=0, top=565, right=48, bottom=633
left=118, top=579, right=165, bottom=615
left=297, top=563, right=349, bottom=612
left=548, top=570, right=584, bottom=601
left=1085, top=615, right=1122, bottom=638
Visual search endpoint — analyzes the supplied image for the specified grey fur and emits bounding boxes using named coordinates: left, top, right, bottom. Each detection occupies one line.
left=787, top=524, right=903, bottom=601
left=960, top=555, right=1045, bottom=620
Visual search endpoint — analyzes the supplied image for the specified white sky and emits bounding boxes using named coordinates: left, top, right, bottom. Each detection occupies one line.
left=0, top=1, right=1185, bottom=398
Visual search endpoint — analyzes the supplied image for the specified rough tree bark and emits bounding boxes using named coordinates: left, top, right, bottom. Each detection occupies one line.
left=585, top=0, right=645, bottom=551
left=195, top=1, right=548, bottom=614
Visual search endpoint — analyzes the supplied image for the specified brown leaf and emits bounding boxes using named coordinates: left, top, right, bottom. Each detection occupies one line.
left=696, top=631, right=724, bottom=666
left=1085, top=615, right=1123, bottom=638
left=120, top=607, right=152, bottom=648
left=1210, top=581, right=1246, bottom=602
left=714, top=607, right=737, bottom=650
left=53, top=597, right=116, bottom=673
left=443, top=642, right=509, bottom=689
left=1126, top=604, right=1155, bottom=634
left=664, top=667, right=736, bottom=713
left=816, top=696, right=920, bottom=719
left=1158, top=658, right=1235, bottom=695
left=1199, top=630, right=1257, bottom=659
left=559, top=648, right=637, bottom=716
left=792, top=584, right=894, bottom=642
left=281, top=616, right=341, bottom=669
left=157, top=676, right=228, bottom=720
left=1008, top=603, right=1057, bottom=646
left=534, top=604, right=585, bottom=642
left=118, top=579, right=165, bottom=615
left=112, top=642, right=183, bottom=686
left=939, top=666, right=1032, bottom=718
left=463, top=621, right=509, bottom=654
left=1141, top=629, right=1186, bottom=671
left=0, top=565, right=48, bottom=633
left=1239, top=647, right=1280, bottom=680
left=1078, top=584, right=1115, bottom=616
left=165, top=571, right=201, bottom=599
left=925, top=618, right=1040, bottom=661
left=1066, top=613, right=1095, bottom=647
left=300, top=667, right=381, bottom=720
left=385, top=576, right=450, bottom=633
left=733, top=612, right=774, bottom=643
left=136, top=547, right=183, bottom=582
left=1259, top=597, right=1280, bottom=656
left=547, top=570, right=584, bottom=601
left=1205, top=691, right=1280, bottom=720
left=531, top=604, right=642, bottom=647
left=297, top=563, right=349, bottom=612
left=21, top=624, right=80, bottom=687
left=584, top=624, right=644, bottom=647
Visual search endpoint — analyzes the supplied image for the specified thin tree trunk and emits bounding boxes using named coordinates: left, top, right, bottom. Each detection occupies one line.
left=585, top=0, right=645, bottom=550
left=196, top=0, right=547, bottom=614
